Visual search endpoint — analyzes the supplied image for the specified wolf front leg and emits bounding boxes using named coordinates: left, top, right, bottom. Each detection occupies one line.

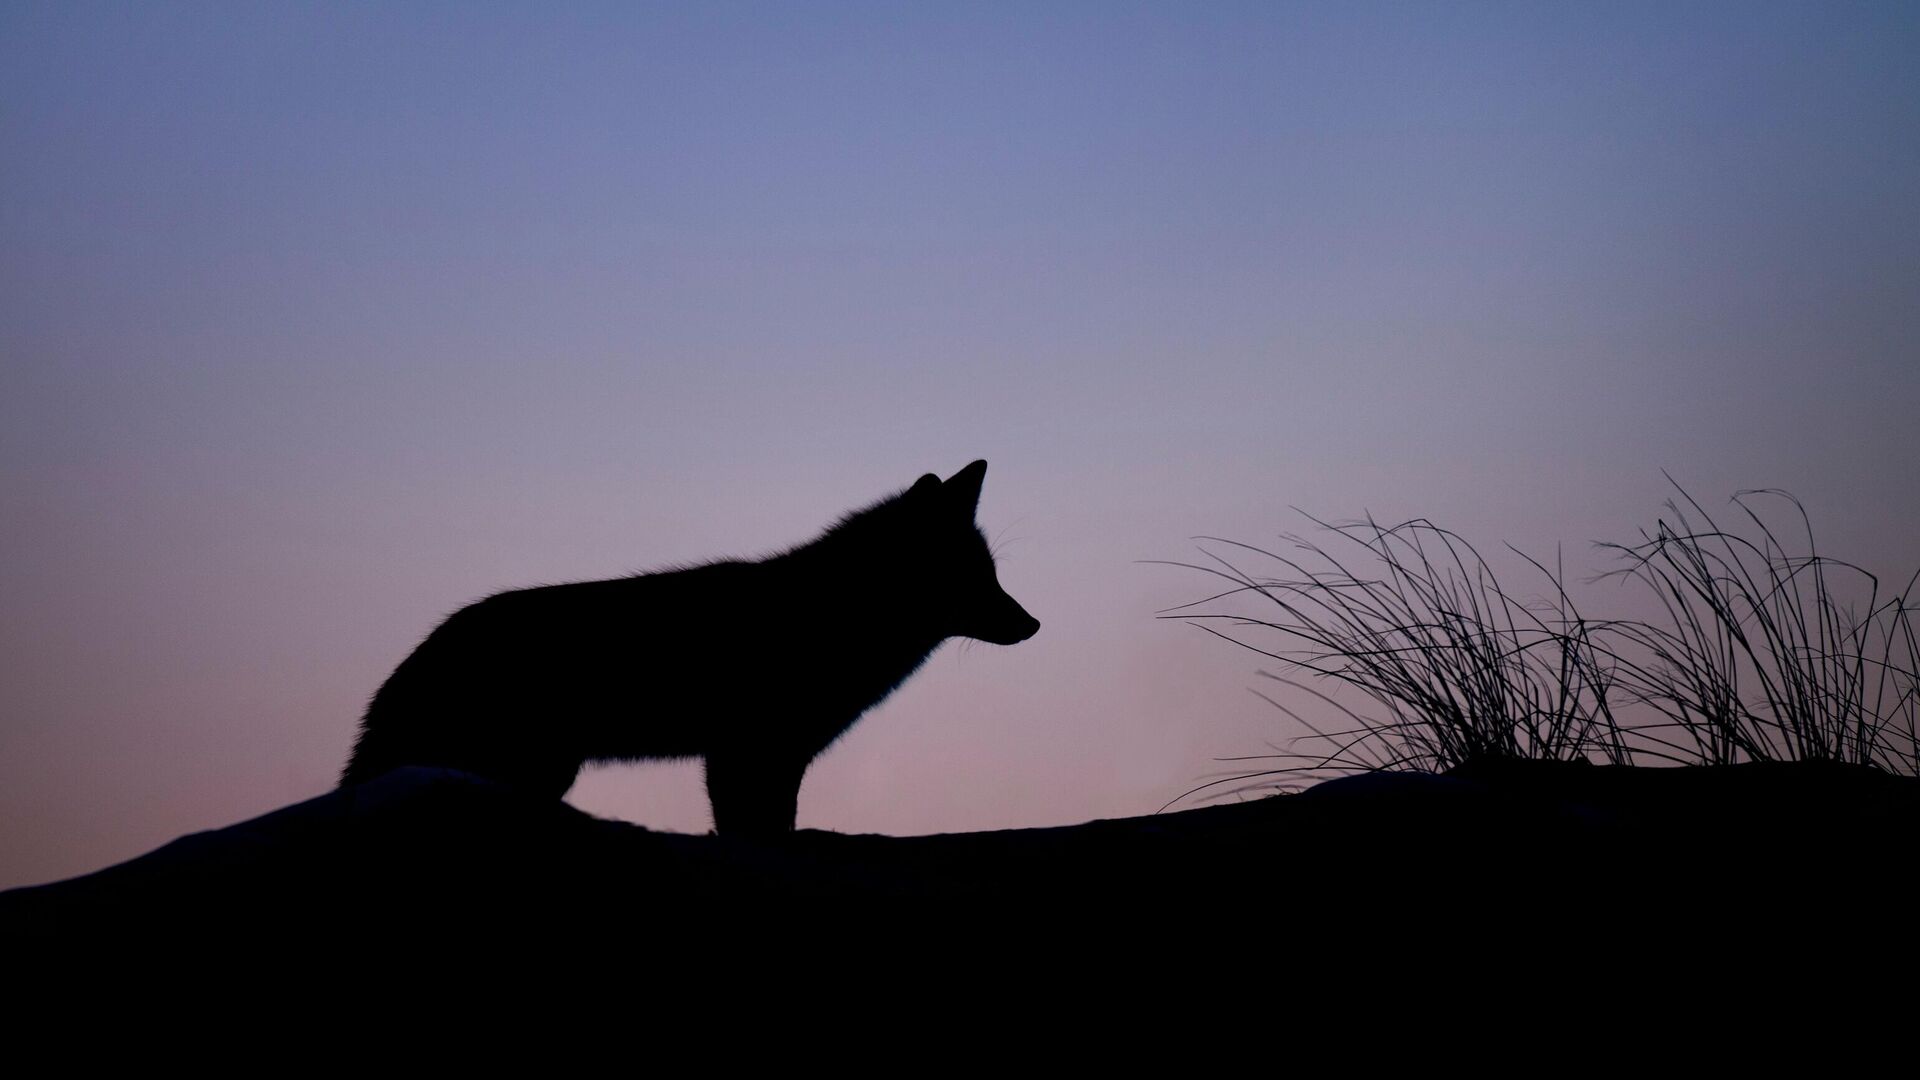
left=704, top=749, right=811, bottom=837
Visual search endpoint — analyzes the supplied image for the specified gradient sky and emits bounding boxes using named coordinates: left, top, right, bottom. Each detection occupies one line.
left=4, top=2, right=1916, bottom=889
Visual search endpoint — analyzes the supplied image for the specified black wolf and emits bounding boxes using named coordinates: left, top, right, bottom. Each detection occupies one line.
left=341, top=460, right=1039, bottom=836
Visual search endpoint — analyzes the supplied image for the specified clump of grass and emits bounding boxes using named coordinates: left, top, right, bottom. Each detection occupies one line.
left=1598, top=484, right=1919, bottom=775
left=1163, top=481, right=1920, bottom=801
left=1153, top=514, right=1632, bottom=799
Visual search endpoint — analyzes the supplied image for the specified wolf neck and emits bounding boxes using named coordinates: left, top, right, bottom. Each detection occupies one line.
left=773, top=511, right=950, bottom=676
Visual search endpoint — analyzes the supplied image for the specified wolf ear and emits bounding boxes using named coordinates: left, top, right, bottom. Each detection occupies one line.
left=907, top=473, right=942, bottom=499
left=944, top=460, right=987, bottom=517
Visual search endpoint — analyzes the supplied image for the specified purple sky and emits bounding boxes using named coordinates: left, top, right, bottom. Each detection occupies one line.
left=4, top=2, right=1917, bottom=889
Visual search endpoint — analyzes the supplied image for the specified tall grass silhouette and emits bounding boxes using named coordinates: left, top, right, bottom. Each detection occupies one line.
left=1154, top=515, right=1633, bottom=798
left=1162, top=482, right=1919, bottom=802
left=1598, top=485, right=1919, bottom=774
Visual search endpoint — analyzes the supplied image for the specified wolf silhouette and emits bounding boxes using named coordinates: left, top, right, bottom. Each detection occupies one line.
left=341, top=460, right=1039, bottom=836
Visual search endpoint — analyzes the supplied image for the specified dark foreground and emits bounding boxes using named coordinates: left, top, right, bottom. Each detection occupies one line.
left=7, top=760, right=1915, bottom=1043
left=8, top=759, right=1914, bottom=938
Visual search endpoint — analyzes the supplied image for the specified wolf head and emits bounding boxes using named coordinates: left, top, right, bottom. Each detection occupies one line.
left=825, top=460, right=1040, bottom=647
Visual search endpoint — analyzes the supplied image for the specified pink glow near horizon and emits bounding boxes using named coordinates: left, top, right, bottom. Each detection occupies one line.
left=4, top=4, right=1917, bottom=888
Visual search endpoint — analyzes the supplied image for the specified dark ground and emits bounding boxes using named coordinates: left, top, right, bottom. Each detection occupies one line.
left=7, top=759, right=1913, bottom=937
left=7, top=761, right=1914, bottom=1045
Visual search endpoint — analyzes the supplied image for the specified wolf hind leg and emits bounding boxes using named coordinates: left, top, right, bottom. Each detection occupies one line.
left=704, top=749, right=810, bottom=837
